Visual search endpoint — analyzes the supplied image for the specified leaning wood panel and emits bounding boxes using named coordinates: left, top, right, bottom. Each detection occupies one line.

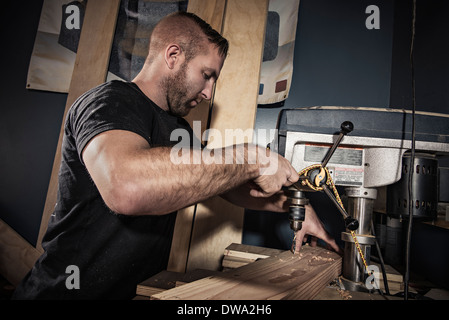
left=207, top=0, right=268, bottom=142
left=0, top=219, right=41, bottom=286
left=167, top=0, right=228, bottom=273
left=184, top=0, right=269, bottom=273
left=183, top=0, right=227, bottom=138
left=152, top=245, right=342, bottom=300
left=37, top=0, right=121, bottom=252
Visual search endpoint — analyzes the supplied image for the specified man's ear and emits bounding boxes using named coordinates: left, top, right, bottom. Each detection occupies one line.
left=164, top=44, right=183, bottom=69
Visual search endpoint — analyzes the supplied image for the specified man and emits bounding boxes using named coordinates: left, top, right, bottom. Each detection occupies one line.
left=13, top=12, right=339, bottom=299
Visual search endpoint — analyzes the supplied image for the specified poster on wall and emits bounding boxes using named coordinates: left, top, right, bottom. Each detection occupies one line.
left=26, top=0, right=187, bottom=93
left=27, top=0, right=299, bottom=103
left=107, top=0, right=188, bottom=83
left=258, top=0, right=300, bottom=106
left=26, top=0, right=86, bottom=92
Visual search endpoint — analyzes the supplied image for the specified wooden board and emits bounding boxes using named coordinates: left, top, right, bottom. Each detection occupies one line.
left=142, top=243, right=280, bottom=297
left=167, top=0, right=228, bottom=273
left=37, top=0, right=121, bottom=252
left=136, top=269, right=220, bottom=297
left=222, top=243, right=283, bottom=269
left=168, top=0, right=269, bottom=273
left=207, top=0, right=268, bottom=143
left=0, top=219, right=41, bottom=286
left=152, top=245, right=342, bottom=300
left=183, top=0, right=227, bottom=139
left=182, top=0, right=269, bottom=273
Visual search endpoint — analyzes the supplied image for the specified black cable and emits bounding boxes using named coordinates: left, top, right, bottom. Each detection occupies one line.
left=404, top=0, right=417, bottom=301
left=371, top=220, right=390, bottom=296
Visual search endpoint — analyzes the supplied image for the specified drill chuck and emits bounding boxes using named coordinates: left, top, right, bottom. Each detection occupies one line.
left=289, top=206, right=305, bottom=231
left=286, top=188, right=308, bottom=232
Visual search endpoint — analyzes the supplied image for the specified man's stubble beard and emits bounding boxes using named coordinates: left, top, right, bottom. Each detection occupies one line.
left=162, top=62, right=195, bottom=118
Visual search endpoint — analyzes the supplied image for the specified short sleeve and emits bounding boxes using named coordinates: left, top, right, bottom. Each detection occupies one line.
left=66, top=81, right=153, bottom=164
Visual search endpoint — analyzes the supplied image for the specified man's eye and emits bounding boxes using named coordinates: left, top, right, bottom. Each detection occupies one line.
left=203, top=73, right=211, bottom=80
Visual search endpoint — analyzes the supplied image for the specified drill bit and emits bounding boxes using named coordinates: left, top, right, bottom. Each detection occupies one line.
left=291, top=231, right=299, bottom=254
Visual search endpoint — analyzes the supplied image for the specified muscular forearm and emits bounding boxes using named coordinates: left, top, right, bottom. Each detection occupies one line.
left=83, top=130, right=297, bottom=216
left=103, top=145, right=262, bottom=215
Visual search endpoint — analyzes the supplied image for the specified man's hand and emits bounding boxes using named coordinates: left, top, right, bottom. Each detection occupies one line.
left=249, top=146, right=299, bottom=198
left=293, top=204, right=342, bottom=254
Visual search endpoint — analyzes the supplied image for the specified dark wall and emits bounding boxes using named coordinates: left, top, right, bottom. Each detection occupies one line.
left=0, top=1, right=67, bottom=245
left=390, top=0, right=449, bottom=114
left=289, top=0, right=394, bottom=108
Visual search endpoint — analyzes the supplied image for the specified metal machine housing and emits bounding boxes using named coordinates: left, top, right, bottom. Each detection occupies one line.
left=272, top=106, right=449, bottom=291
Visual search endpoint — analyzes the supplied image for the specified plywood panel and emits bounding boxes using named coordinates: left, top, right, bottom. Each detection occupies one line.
left=0, top=219, right=41, bottom=286
left=184, top=0, right=269, bottom=273
left=167, top=0, right=228, bottom=273
left=183, top=0, right=227, bottom=139
left=208, top=0, right=268, bottom=146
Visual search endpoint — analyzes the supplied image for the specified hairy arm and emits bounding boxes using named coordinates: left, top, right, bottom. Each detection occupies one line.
left=82, top=129, right=298, bottom=216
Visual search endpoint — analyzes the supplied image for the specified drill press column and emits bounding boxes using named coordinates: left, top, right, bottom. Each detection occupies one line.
left=341, top=187, right=377, bottom=290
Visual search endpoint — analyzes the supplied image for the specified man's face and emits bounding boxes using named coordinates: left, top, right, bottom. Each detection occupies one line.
left=165, top=45, right=225, bottom=117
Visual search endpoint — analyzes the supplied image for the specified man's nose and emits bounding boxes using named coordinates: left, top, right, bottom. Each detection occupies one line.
left=201, top=81, right=214, bottom=100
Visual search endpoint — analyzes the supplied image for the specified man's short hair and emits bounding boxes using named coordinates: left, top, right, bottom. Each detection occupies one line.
left=148, top=11, right=229, bottom=63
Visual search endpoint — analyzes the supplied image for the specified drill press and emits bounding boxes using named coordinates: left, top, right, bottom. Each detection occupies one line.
left=272, top=106, right=449, bottom=292
left=285, top=120, right=359, bottom=234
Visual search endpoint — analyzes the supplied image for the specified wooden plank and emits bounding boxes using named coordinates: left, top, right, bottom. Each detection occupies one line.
left=207, top=0, right=268, bottom=143
left=224, top=243, right=283, bottom=261
left=0, top=219, right=41, bottom=286
left=167, top=0, right=227, bottom=273
left=37, top=0, right=121, bottom=252
left=184, top=0, right=269, bottom=273
left=184, top=199, right=246, bottom=272
left=136, top=269, right=220, bottom=297
left=183, top=0, right=227, bottom=139
left=167, top=204, right=197, bottom=273
left=222, top=256, right=257, bottom=269
left=152, top=245, right=342, bottom=300
left=222, top=243, right=283, bottom=269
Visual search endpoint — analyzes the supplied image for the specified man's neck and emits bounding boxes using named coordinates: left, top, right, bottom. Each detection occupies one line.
left=132, top=68, right=168, bottom=112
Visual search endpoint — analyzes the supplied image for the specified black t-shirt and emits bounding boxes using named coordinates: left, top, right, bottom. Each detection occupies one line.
left=13, top=80, right=195, bottom=299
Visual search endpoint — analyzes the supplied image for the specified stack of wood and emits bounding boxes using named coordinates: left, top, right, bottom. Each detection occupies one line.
left=136, top=243, right=342, bottom=300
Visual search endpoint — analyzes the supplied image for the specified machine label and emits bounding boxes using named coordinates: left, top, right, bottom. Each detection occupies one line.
left=333, top=167, right=364, bottom=186
left=304, top=144, right=363, bottom=166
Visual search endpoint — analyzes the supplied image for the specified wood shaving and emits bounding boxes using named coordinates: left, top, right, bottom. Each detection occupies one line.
left=309, top=255, right=335, bottom=263
left=337, top=288, right=353, bottom=300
